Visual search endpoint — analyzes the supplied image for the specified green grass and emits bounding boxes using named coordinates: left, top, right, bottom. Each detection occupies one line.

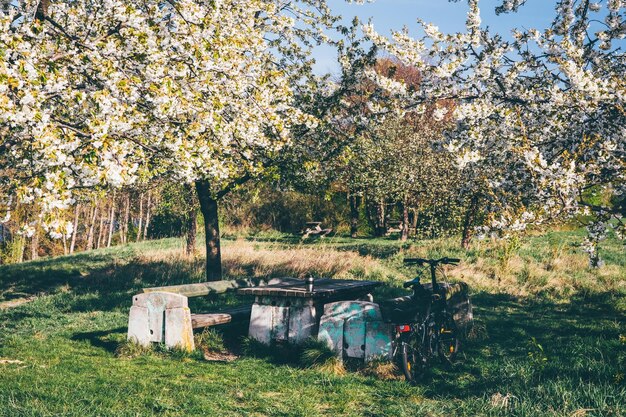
left=0, top=231, right=624, bottom=416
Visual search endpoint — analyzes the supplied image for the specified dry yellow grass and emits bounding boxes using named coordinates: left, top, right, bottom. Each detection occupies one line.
left=446, top=244, right=625, bottom=297
left=222, top=240, right=399, bottom=280
left=359, top=360, right=402, bottom=381
left=135, top=236, right=624, bottom=298
left=137, top=239, right=402, bottom=283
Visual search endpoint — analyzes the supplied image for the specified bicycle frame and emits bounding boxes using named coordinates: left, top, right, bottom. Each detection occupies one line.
left=391, top=258, right=462, bottom=382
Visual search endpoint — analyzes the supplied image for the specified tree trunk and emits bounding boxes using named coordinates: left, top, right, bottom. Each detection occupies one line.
left=461, top=196, right=479, bottom=250
left=195, top=180, right=222, bottom=281
left=107, top=196, right=116, bottom=248
left=69, top=204, right=80, bottom=254
left=62, top=234, right=68, bottom=256
left=136, top=193, right=144, bottom=243
left=184, top=184, right=198, bottom=256
left=97, top=202, right=106, bottom=249
left=349, top=193, right=360, bottom=238
left=401, top=199, right=409, bottom=242
left=185, top=209, right=197, bottom=256
left=122, top=194, right=130, bottom=245
left=30, top=227, right=39, bottom=260
left=364, top=197, right=377, bottom=236
left=143, top=191, right=152, bottom=241
left=375, top=200, right=386, bottom=237
left=87, top=202, right=98, bottom=250
left=410, top=207, right=419, bottom=229
left=34, top=0, right=49, bottom=21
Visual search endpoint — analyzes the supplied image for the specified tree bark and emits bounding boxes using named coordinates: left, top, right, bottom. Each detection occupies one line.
left=185, top=208, right=197, bottom=256
left=375, top=200, right=386, bottom=237
left=35, top=0, right=49, bottom=21
left=349, top=193, right=360, bottom=238
left=87, top=202, right=97, bottom=250
left=107, top=196, right=116, bottom=248
left=184, top=184, right=198, bottom=256
left=97, top=202, right=106, bottom=249
left=195, top=180, right=222, bottom=281
left=136, top=193, right=144, bottom=243
left=122, top=194, right=130, bottom=245
left=461, top=195, right=479, bottom=250
left=410, top=207, right=419, bottom=230
left=62, top=234, right=68, bottom=256
left=401, top=199, right=409, bottom=242
left=143, top=191, right=152, bottom=241
left=69, top=204, right=80, bottom=254
left=30, top=227, right=39, bottom=260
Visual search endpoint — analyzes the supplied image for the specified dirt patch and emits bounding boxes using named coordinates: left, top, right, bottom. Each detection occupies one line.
left=0, top=296, right=37, bottom=310
left=0, top=359, right=24, bottom=365
left=202, top=350, right=239, bottom=362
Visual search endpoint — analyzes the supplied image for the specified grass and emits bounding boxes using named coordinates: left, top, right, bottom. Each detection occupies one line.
left=0, top=229, right=624, bottom=416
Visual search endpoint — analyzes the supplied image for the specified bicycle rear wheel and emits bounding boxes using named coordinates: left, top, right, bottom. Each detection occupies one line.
left=436, top=313, right=460, bottom=364
left=401, top=336, right=424, bottom=383
left=400, top=320, right=433, bottom=384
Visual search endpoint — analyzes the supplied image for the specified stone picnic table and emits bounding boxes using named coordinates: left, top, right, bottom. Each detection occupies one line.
left=385, top=220, right=403, bottom=235
left=238, top=278, right=381, bottom=345
left=300, top=221, right=332, bottom=238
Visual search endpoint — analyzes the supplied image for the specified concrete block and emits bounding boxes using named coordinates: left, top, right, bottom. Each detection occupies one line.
left=132, top=291, right=188, bottom=309
left=365, top=320, right=393, bottom=362
left=344, top=316, right=366, bottom=359
left=288, top=304, right=317, bottom=344
left=165, top=307, right=195, bottom=351
left=248, top=298, right=318, bottom=345
left=127, top=292, right=191, bottom=348
left=318, top=312, right=344, bottom=357
left=318, top=300, right=391, bottom=363
left=271, top=306, right=290, bottom=342
left=248, top=303, right=273, bottom=345
left=127, top=306, right=151, bottom=346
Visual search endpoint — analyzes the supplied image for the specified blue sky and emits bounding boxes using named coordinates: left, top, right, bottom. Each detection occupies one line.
left=312, top=0, right=558, bottom=74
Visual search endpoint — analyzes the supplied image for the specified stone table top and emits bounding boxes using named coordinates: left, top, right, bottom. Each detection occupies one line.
left=237, top=278, right=381, bottom=299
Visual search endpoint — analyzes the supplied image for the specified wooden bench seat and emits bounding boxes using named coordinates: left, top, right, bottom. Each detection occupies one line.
left=191, top=304, right=252, bottom=329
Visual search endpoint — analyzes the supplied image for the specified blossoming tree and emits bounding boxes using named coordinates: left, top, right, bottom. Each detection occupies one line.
left=361, top=0, right=625, bottom=263
left=1, top=0, right=346, bottom=279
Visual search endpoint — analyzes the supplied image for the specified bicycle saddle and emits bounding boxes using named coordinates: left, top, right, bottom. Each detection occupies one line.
left=403, top=277, right=421, bottom=288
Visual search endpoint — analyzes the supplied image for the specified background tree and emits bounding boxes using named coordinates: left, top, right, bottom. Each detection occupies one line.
left=361, top=0, right=625, bottom=261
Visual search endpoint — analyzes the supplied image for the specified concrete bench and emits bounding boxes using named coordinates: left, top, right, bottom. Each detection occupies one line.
left=317, top=301, right=393, bottom=363
left=127, top=278, right=297, bottom=352
left=384, top=221, right=403, bottom=236
left=300, top=221, right=332, bottom=239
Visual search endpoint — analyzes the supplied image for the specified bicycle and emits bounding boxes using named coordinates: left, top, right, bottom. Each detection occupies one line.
left=381, top=257, right=468, bottom=383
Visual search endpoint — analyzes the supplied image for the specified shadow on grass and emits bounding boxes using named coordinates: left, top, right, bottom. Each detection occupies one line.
left=239, top=233, right=410, bottom=260
left=71, top=327, right=127, bottom=353
left=333, top=243, right=405, bottom=260
left=176, top=289, right=623, bottom=403
left=0, top=250, right=253, bottom=314
left=417, top=290, right=625, bottom=400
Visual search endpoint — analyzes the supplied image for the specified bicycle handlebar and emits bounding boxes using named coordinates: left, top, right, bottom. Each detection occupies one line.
left=403, top=257, right=460, bottom=267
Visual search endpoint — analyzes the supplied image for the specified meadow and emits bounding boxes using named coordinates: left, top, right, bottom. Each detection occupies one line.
left=0, top=229, right=624, bottom=416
